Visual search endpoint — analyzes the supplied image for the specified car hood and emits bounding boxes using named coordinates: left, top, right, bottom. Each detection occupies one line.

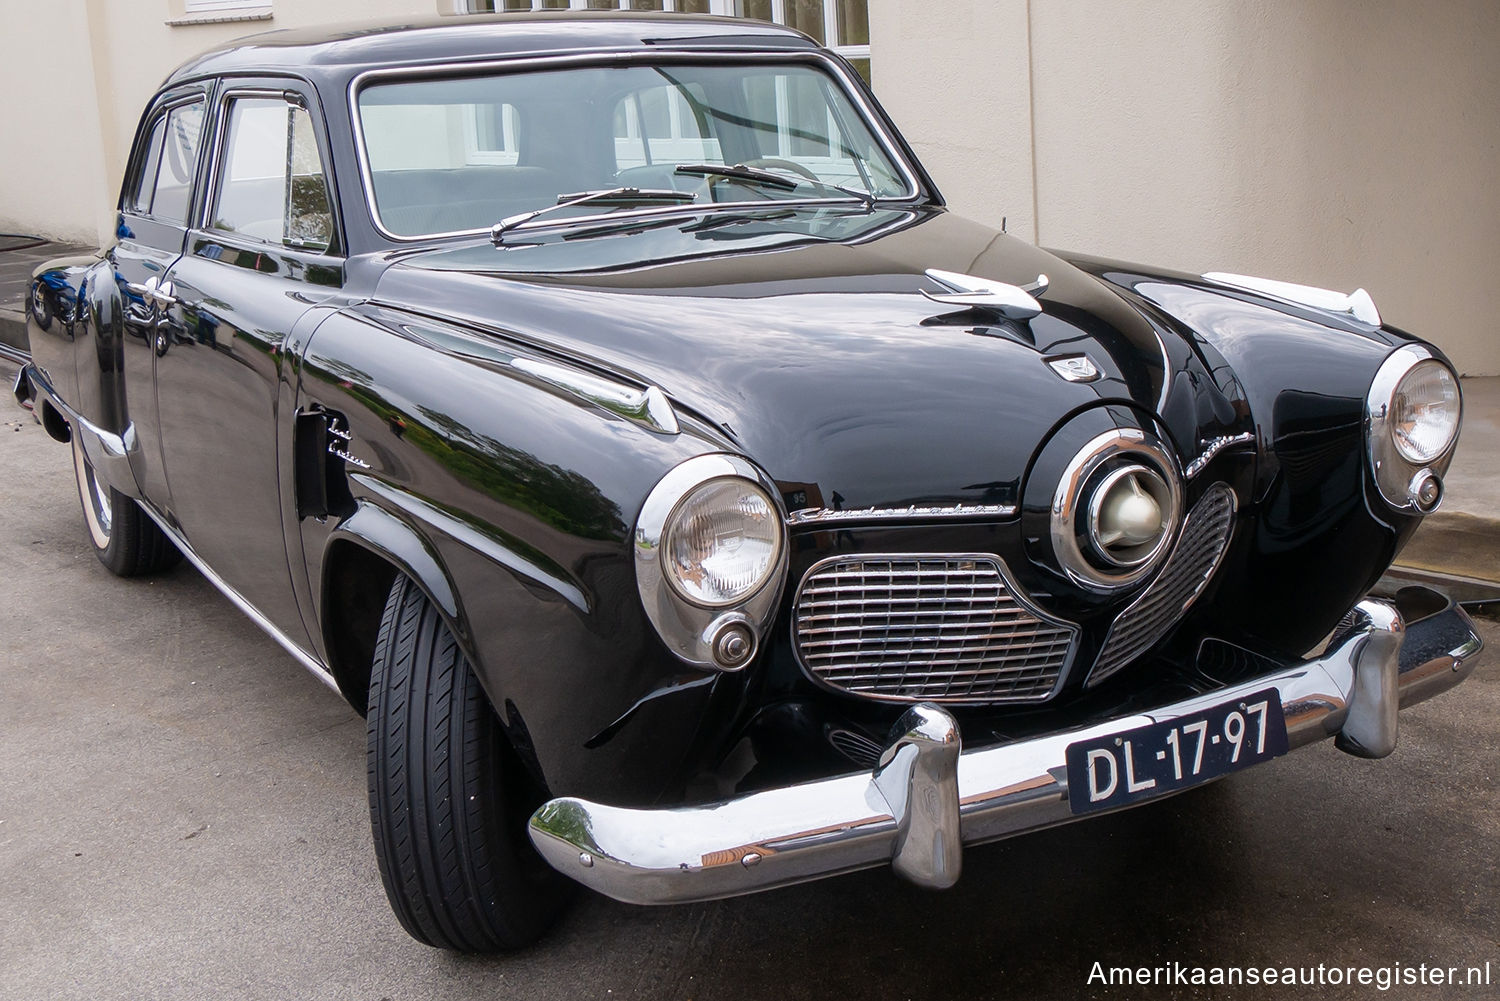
left=377, top=207, right=1229, bottom=511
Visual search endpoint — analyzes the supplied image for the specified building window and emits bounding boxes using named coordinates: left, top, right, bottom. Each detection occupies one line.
left=460, top=0, right=870, bottom=82
left=184, top=0, right=272, bottom=12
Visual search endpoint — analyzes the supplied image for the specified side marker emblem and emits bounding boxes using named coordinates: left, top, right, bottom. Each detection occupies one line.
left=1047, top=355, right=1101, bottom=383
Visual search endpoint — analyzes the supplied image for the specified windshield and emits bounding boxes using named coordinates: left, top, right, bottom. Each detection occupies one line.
left=356, top=60, right=913, bottom=239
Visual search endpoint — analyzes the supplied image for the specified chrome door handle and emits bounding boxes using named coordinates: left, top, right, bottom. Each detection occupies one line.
left=125, top=276, right=176, bottom=309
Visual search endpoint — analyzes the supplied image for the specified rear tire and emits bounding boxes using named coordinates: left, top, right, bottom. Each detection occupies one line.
left=366, top=575, right=570, bottom=952
left=71, top=436, right=181, bottom=577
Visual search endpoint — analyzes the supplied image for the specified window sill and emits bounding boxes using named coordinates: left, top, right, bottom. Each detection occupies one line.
left=165, top=11, right=272, bottom=26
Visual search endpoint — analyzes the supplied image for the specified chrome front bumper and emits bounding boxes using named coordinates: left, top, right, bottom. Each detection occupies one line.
left=528, top=594, right=1484, bottom=905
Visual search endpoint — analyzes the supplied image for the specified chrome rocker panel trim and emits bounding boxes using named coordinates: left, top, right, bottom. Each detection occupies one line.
left=528, top=596, right=1482, bottom=905
left=22, top=363, right=339, bottom=695
left=141, top=505, right=341, bottom=696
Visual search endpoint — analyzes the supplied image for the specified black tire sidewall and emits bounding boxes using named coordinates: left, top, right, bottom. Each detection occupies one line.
left=366, top=575, right=570, bottom=952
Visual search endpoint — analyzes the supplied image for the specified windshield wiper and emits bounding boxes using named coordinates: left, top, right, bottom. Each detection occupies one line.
left=675, top=162, right=799, bottom=190
left=674, top=162, right=874, bottom=209
left=491, top=187, right=696, bottom=245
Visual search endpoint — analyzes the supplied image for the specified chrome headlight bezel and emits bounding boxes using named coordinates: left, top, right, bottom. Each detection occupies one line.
left=1051, top=429, right=1183, bottom=592
left=635, top=453, right=789, bottom=671
left=1366, top=344, right=1462, bottom=513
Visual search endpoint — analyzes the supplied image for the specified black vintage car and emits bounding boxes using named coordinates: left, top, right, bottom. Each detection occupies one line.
left=16, top=11, right=1484, bottom=952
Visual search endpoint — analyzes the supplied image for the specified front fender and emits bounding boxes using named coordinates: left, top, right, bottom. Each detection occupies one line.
left=295, top=303, right=737, bottom=805
left=1064, top=252, right=1429, bottom=654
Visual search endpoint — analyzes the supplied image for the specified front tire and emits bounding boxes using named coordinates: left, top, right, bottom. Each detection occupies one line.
left=366, top=575, right=570, bottom=952
left=71, top=436, right=180, bottom=576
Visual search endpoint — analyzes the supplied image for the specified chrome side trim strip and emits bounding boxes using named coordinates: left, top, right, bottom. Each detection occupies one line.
left=380, top=307, right=680, bottom=435
left=513, top=357, right=679, bottom=435
left=1184, top=431, right=1256, bottom=478
left=528, top=598, right=1482, bottom=905
left=787, top=503, right=1017, bottom=526
left=137, top=507, right=340, bottom=696
left=1202, top=272, right=1382, bottom=327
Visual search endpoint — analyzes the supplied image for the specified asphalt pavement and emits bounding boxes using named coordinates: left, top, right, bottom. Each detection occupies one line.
left=2, top=357, right=1497, bottom=1001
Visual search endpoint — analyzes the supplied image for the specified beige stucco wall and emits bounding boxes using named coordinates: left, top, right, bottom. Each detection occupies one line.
left=5, top=1, right=1495, bottom=373
left=872, top=0, right=1500, bottom=376
left=0, top=0, right=431, bottom=246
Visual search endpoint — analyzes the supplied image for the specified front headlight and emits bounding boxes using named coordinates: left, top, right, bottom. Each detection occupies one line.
left=1390, top=360, right=1460, bottom=463
left=635, top=454, right=789, bottom=671
left=664, top=477, right=781, bottom=607
left=1367, top=345, right=1462, bottom=512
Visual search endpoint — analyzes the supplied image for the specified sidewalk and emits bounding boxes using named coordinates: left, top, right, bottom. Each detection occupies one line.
left=0, top=236, right=95, bottom=358
left=1393, top=376, right=1500, bottom=596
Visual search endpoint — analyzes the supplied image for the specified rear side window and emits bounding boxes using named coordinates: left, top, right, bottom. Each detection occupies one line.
left=210, top=97, right=337, bottom=253
left=127, top=100, right=205, bottom=224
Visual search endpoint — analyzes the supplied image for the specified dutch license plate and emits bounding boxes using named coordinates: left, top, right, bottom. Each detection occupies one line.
left=1065, top=688, right=1289, bottom=815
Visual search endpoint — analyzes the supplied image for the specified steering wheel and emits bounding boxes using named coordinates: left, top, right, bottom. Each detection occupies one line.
left=741, top=157, right=819, bottom=181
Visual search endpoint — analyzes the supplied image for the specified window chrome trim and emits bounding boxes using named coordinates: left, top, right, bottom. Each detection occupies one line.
left=200, top=84, right=347, bottom=259
left=346, top=49, right=926, bottom=245
left=122, top=90, right=209, bottom=220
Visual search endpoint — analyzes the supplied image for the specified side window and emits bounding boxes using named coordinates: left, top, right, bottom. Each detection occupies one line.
left=127, top=100, right=205, bottom=223
left=211, top=97, right=337, bottom=254
left=127, top=117, right=167, bottom=215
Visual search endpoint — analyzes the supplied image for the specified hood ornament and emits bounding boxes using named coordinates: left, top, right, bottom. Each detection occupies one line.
left=923, top=269, right=1048, bottom=320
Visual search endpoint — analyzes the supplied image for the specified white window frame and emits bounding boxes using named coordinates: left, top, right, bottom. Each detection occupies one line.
left=185, top=0, right=272, bottom=12
left=455, top=1, right=870, bottom=65
left=462, top=103, right=522, bottom=165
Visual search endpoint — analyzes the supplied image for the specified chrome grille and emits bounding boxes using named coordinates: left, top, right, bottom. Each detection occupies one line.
left=793, top=555, right=1078, bottom=704
left=1087, top=483, right=1238, bottom=687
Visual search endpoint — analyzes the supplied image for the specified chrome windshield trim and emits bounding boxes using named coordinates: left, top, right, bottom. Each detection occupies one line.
left=787, top=503, right=1018, bottom=527
left=347, top=49, right=925, bottom=245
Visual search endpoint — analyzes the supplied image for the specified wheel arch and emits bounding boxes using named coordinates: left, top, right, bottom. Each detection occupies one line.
left=319, top=500, right=466, bottom=716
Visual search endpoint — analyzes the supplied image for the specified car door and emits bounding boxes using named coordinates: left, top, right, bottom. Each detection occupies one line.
left=101, top=87, right=208, bottom=508
left=154, top=81, right=346, bottom=649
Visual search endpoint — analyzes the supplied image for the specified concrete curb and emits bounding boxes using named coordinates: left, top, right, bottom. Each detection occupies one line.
left=0, top=307, right=27, bottom=355
left=1394, top=511, right=1500, bottom=590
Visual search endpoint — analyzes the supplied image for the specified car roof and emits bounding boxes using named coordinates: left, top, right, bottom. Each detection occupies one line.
left=165, top=11, right=817, bottom=84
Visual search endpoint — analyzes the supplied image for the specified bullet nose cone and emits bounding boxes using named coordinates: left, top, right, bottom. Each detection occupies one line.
left=1099, top=476, right=1163, bottom=548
